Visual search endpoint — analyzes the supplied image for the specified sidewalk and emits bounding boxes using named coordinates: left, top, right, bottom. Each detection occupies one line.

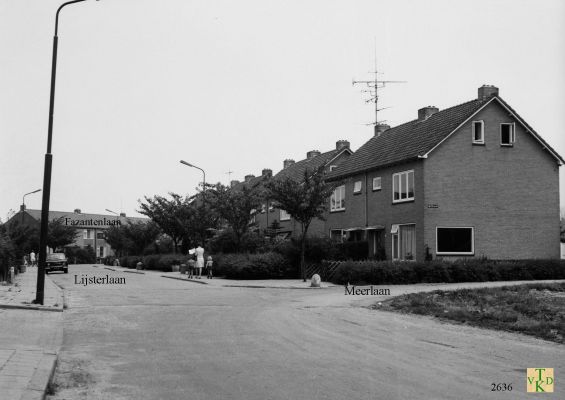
left=0, top=267, right=64, bottom=312
left=0, top=268, right=64, bottom=400
left=110, top=265, right=337, bottom=289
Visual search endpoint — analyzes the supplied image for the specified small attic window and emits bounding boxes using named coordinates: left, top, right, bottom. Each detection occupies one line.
left=353, top=181, right=362, bottom=194
left=500, top=123, right=515, bottom=146
left=472, top=121, right=484, bottom=144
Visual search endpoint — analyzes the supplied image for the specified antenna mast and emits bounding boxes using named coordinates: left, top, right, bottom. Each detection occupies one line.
left=352, top=51, right=405, bottom=132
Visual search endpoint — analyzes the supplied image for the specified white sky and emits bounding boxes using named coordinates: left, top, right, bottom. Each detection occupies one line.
left=1, top=0, right=564, bottom=219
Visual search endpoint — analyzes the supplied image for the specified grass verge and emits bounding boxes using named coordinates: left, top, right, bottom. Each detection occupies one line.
left=374, top=282, right=565, bottom=343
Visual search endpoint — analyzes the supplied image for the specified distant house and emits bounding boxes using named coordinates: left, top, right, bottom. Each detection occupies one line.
left=257, top=140, right=353, bottom=238
left=326, top=85, right=563, bottom=261
left=6, top=208, right=148, bottom=259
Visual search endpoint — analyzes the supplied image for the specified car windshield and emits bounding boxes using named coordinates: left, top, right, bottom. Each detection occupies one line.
left=47, top=254, right=66, bottom=260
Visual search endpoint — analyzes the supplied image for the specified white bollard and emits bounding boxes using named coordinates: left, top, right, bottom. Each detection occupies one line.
left=310, top=274, right=321, bottom=287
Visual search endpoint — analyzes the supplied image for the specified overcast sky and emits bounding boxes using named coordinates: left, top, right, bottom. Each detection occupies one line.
left=1, top=0, right=564, bottom=220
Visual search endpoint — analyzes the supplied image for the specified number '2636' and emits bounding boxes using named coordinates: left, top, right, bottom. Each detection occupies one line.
left=491, top=383, right=512, bottom=391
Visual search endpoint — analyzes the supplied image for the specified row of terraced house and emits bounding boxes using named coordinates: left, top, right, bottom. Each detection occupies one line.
left=233, top=85, right=563, bottom=261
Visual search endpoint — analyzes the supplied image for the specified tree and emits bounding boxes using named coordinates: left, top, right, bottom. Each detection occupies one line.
left=207, top=182, right=263, bottom=251
left=138, top=193, right=191, bottom=253
left=183, top=193, right=220, bottom=251
left=267, top=165, right=337, bottom=281
left=47, top=217, right=79, bottom=251
left=105, top=221, right=161, bottom=256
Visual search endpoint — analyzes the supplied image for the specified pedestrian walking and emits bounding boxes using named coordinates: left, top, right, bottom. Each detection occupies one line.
left=30, top=251, right=36, bottom=267
left=187, top=256, right=195, bottom=279
left=206, top=256, right=213, bottom=279
left=195, top=244, right=204, bottom=279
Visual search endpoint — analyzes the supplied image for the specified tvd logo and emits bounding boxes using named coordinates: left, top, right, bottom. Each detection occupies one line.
left=527, top=368, right=554, bottom=393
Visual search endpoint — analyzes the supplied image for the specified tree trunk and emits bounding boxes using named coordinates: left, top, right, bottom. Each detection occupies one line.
left=300, top=223, right=310, bottom=282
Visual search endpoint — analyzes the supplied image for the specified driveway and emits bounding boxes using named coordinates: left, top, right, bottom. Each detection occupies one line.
left=46, top=264, right=564, bottom=399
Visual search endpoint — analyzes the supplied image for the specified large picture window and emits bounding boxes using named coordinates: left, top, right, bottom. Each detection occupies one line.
left=391, top=224, right=416, bottom=261
left=330, top=185, right=345, bottom=211
left=436, top=227, right=474, bottom=255
left=392, top=170, right=415, bottom=203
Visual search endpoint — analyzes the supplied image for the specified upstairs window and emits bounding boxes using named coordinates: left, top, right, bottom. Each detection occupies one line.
left=372, top=177, right=381, bottom=191
left=500, top=123, right=515, bottom=146
left=392, top=170, right=415, bottom=203
left=353, top=181, right=362, bottom=194
left=472, top=120, right=484, bottom=144
left=329, top=165, right=337, bottom=172
left=280, top=209, right=290, bottom=221
left=330, top=185, right=345, bottom=211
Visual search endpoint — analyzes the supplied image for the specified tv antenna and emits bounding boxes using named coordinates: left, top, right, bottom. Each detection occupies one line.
left=352, top=52, right=406, bottom=130
left=225, top=170, right=234, bottom=181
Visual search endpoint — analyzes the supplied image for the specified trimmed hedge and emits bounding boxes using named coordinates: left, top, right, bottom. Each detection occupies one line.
left=330, top=259, right=565, bottom=285
left=214, top=252, right=295, bottom=279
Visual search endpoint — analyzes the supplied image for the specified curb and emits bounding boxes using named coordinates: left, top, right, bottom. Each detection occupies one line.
left=160, top=275, right=208, bottom=284
left=104, top=267, right=116, bottom=271
left=122, top=270, right=145, bottom=274
left=222, top=285, right=332, bottom=289
left=0, top=303, right=63, bottom=312
left=21, top=352, right=58, bottom=400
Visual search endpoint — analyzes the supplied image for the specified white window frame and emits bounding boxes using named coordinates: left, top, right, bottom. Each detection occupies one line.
left=329, top=165, right=337, bottom=172
left=83, top=229, right=92, bottom=239
left=260, top=204, right=266, bottom=214
left=500, top=123, right=515, bottom=146
left=330, top=185, right=346, bottom=212
left=353, top=180, right=362, bottom=194
left=392, top=170, right=415, bottom=203
left=372, top=177, right=381, bottom=191
left=472, top=120, right=484, bottom=144
left=330, top=229, right=345, bottom=242
left=280, top=209, right=291, bottom=221
left=391, top=223, right=416, bottom=261
left=436, top=226, right=475, bottom=256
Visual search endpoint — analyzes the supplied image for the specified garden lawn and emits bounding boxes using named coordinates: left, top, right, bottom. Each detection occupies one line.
left=375, top=282, right=565, bottom=344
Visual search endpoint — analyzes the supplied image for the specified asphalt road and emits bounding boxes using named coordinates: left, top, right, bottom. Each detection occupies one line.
left=46, top=264, right=564, bottom=400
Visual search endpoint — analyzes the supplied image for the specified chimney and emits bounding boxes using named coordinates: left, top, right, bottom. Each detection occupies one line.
left=374, top=124, right=390, bottom=137
left=262, top=168, right=272, bottom=178
left=306, top=150, right=321, bottom=159
left=336, top=140, right=350, bottom=151
left=230, top=180, right=240, bottom=187
left=283, top=159, right=295, bottom=169
left=74, top=208, right=81, bottom=214
left=478, top=85, right=499, bottom=100
left=119, top=212, right=126, bottom=217
left=418, top=106, right=439, bottom=121
left=244, top=174, right=255, bottom=182
left=20, top=204, right=26, bottom=212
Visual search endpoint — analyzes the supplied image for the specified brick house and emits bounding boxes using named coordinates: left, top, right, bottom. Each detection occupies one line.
left=253, top=141, right=353, bottom=238
left=6, top=208, right=148, bottom=259
left=326, top=85, right=563, bottom=261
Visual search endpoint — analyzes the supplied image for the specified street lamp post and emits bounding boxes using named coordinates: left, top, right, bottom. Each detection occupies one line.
left=21, top=189, right=41, bottom=224
left=179, top=160, right=206, bottom=190
left=36, top=0, right=96, bottom=305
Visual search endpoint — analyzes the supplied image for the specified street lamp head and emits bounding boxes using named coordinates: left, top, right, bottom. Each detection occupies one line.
left=32, top=189, right=42, bottom=194
left=180, top=160, right=194, bottom=167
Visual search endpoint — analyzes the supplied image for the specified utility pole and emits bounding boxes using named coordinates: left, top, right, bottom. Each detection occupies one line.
left=352, top=56, right=405, bottom=134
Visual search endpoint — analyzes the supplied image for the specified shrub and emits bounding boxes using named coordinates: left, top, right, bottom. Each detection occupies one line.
left=214, top=252, right=294, bottom=279
left=119, top=256, right=143, bottom=269
left=65, top=246, right=96, bottom=264
left=330, top=259, right=565, bottom=285
left=157, top=254, right=184, bottom=272
left=0, top=228, right=15, bottom=281
left=102, top=256, right=117, bottom=266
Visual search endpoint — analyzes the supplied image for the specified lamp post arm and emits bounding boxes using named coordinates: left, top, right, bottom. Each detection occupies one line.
left=55, top=0, right=88, bottom=35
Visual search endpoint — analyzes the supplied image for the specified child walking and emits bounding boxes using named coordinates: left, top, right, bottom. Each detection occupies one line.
left=187, top=257, right=195, bottom=279
left=206, top=256, right=213, bottom=279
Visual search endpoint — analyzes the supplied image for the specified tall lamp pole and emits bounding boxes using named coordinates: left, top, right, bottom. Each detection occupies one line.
left=21, top=189, right=41, bottom=224
left=179, top=160, right=206, bottom=190
left=36, top=0, right=97, bottom=304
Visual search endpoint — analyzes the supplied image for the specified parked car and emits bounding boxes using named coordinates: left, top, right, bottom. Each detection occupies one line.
left=46, top=253, right=68, bottom=274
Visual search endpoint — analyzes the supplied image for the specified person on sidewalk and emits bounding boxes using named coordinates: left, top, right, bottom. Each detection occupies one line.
left=30, top=251, right=36, bottom=267
left=187, top=256, right=195, bottom=279
left=195, top=244, right=204, bottom=279
left=206, top=256, right=213, bottom=279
